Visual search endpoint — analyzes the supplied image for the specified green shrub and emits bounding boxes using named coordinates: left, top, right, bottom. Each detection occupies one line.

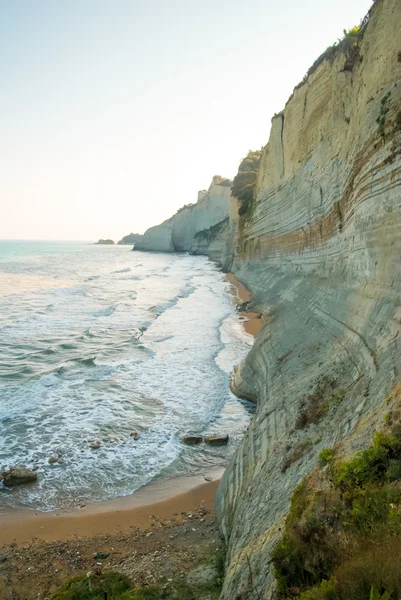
left=272, top=479, right=339, bottom=594
left=52, top=572, right=133, bottom=600
left=299, top=539, right=401, bottom=600
left=344, top=25, right=361, bottom=37
left=333, top=432, right=401, bottom=497
left=274, top=427, right=401, bottom=598
left=231, top=150, right=262, bottom=216
left=377, top=92, right=392, bottom=140
left=318, top=448, right=334, bottom=466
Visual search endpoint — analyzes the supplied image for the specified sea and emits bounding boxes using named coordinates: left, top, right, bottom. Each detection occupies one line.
left=0, top=241, right=254, bottom=511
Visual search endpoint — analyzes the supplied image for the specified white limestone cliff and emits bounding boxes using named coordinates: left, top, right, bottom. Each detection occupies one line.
left=215, top=0, right=401, bottom=597
left=134, top=176, right=231, bottom=255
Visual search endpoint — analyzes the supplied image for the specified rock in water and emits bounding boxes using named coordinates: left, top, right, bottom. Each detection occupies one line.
left=1, top=467, right=38, bottom=487
left=204, top=435, right=229, bottom=446
left=181, top=435, right=204, bottom=445
left=95, top=239, right=114, bottom=245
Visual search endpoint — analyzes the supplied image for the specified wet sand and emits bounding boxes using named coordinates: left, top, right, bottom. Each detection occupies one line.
left=0, top=469, right=223, bottom=546
left=226, top=272, right=263, bottom=337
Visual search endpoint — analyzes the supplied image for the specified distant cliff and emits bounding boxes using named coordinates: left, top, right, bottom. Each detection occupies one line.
left=117, top=233, right=143, bottom=245
left=214, top=0, right=401, bottom=597
left=134, top=176, right=232, bottom=262
left=95, top=239, right=114, bottom=245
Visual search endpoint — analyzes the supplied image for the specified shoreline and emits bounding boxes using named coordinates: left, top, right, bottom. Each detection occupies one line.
left=226, top=272, right=263, bottom=337
left=0, top=271, right=254, bottom=558
left=0, top=468, right=224, bottom=546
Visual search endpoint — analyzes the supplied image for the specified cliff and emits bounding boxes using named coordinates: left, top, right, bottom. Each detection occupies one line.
left=95, top=239, right=114, bottom=245
left=134, top=176, right=232, bottom=260
left=117, top=233, right=143, bottom=245
left=215, top=0, right=401, bottom=597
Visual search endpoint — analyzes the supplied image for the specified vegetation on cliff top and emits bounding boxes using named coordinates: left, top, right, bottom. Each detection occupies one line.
left=272, top=424, right=401, bottom=600
left=287, top=1, right=380, bottom=107
left=231, top=150, right=262, bottom=216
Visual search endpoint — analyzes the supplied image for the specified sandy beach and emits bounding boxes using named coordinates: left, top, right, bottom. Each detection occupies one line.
left=0, top=469, right=223, bottom=546
left=0, top=272, right=258, bottom=599
left=226, top=272, right=263, bottom=337
left=0, top=273, right=257, bottom=548
left=0, top=472, right=223, bottom=599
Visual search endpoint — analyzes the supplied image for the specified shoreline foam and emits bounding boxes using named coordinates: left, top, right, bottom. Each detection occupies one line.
left=0, top=271, right=251, bottom=549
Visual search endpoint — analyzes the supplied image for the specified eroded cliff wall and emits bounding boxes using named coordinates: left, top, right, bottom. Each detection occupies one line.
left=216, top=0, right=401, bottom=597
left=134, top=176, right=231, bottom=255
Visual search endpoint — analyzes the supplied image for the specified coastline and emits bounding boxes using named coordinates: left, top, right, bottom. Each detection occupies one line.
left=0, top=468, right=223, bottom=546
left=0, top=271, right=256, bottom=549
left=226, top=272, right=263, bottom=337
left=0, top=268, right=257, bottom=599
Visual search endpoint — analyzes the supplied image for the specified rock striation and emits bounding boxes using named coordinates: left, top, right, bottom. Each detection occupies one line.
left=214, top=0, right=401, bottom=597
left=134, top=176, right=232, bottom=261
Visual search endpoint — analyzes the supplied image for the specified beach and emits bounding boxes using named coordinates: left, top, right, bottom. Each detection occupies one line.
left=0, top=475, right=222, bottom=600
left=0, top=469, right=223, bottom=546
left=0, top=267, right=259, bottom=599
left=226, top=272, right=263, bottom=337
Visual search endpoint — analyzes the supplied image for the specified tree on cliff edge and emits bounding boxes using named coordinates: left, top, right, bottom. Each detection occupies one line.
left=231, top=149, right=262, bottom=216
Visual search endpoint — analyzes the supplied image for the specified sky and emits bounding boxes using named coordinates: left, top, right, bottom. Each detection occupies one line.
left=0, top=0, right=373, bottom=241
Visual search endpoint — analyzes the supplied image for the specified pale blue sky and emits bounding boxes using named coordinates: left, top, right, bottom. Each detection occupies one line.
left=0, top=0, right=373, bottom=241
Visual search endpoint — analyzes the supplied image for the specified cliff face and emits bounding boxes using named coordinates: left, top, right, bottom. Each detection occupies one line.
left=117, top=233, right=143, bottom=245
left=216, top=0, right=401, bottom=597
left=134, top=176, right=231, bottom=259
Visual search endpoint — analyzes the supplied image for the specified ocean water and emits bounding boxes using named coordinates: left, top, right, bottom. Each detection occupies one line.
left=0, top=241, right=253, bottom=511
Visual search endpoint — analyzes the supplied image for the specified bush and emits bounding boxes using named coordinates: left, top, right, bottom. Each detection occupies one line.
left=299, top=538, right=401, bottom=599
left=52, top=572, right=133, bottom=600
left=273, top=426, right=401, bottom=599
left=334, top=432, right=401, bottom=498
left=318, top=449, right=334, bottom=466
left=295, top=378, right=337, bottom=430
left=344, top=25, right=361, bottom=37
left=231, top=150, right=262, bottom=216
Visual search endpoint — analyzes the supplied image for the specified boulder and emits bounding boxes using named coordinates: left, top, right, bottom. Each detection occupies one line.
left=1, top=467, right=38, bottom=487
left=181, top=435, right=204, bottom=445
left=204, top=435, right=229, bottom=447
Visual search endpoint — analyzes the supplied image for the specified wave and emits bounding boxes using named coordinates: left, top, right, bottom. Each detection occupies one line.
left=111, top=267, right=131, bottom=274
left=0, top=250, right=253, bottom=511
left=77, top=356, right=97, bottom=367
left=153, top=335, right=174, bottom=343
left=93, top=305, right=117, bottom=317
left=59, top=342, right=78, bottom=350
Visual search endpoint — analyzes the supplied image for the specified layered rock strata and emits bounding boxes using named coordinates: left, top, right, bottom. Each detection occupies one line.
left=134, top=176, right=231, bottom=259
left=215, top=0, right=401, bottom=597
